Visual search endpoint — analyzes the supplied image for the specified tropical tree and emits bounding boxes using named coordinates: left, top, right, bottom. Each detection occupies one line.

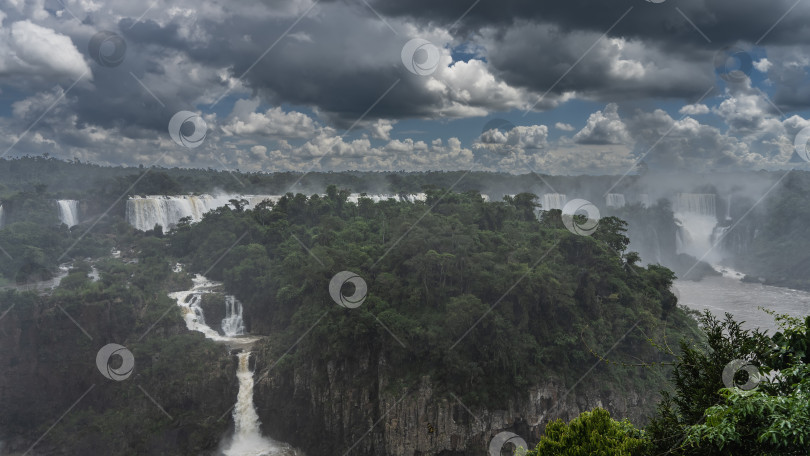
left=527, top=408, right=649, bottom=456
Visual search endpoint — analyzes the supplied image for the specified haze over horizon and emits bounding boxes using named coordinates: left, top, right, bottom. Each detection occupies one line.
left=2, top=0, right=810, bottom=175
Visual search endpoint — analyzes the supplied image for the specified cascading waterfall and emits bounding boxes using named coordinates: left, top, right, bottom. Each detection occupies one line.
left=168, top=274, right=296, bottom=456
left=0, top=204, right=4, bottom=228
left=127, top=195, right=282, bottom=232
left=223, top=352, right=291, bottom=456
left=57, top=200, right=80, bottom=227
left=222, top=296, right=246, bottom=338
left=605, top=193, right=626, bottom=208
left=725, top=194, right=732, bottom=221
left=345, top=193, right=427, bottom=203
left=129, top=193, right=433, bottom=232
left=541, top=193, right=567, bottom=210
left=673, top=193, right=724, bottom=262
left=169, top=275, right=254, bottom=342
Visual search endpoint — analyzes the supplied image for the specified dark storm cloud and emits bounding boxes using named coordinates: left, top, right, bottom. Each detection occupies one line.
left=1, top=0, right=809, bottom=173
left=120, top=19, right=185, bottom=49
left=33, top=0, right=810, bottom=135
left=363, top=0, right=810, bottom=47
left=351, top=0, right=810, bottom=105
left=102, top=3, right=518, bottom=128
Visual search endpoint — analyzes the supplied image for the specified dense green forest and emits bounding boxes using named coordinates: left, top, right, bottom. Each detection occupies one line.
left=167, top=187, right=695, bottom=409
left=0, top=241, right=236, bottom=455
left=1, top=157, right=809, bottom=455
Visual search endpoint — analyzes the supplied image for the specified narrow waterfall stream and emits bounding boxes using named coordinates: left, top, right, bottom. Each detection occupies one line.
left=169, top=273, right=298, bottom=456
left=224, top=352, right=293, bottom=456
left=57, top=200, right=80, bottom=227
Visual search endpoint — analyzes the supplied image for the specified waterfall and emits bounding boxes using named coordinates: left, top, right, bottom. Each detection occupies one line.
left=57, top=200, right=80, bottom=227
left=222, top=296, right=246, bottom=337
left=673, top=193, right=715, bottom=216
left=169, top=276, right=296, bottom=456
left=399, top=193, right=427, bottom=203
left=232, top=353, right=262, bottom=438
left=126, top=195, right=281, bottom=232
left=169, top=275, right=258, bottom=342
left=0, top=204, right=4, bottom=228
left=605, top=193, right=626, bottom=208
left=542, top=193, right=567, bottom=210
left=673, top=193, right=723, bottom=262
left=725, top=194, right=732, bottom=221
left=223, top=352, right=288, bottom=456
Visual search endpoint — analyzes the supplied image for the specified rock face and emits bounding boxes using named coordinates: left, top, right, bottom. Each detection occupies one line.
left=253, top=348, right=658, bottom=456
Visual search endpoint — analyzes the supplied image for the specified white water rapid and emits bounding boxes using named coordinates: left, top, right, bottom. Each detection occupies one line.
left=223, top=352, right=296, bottom=456
left=169, top=275, right=255, bottom=343
left=57, top=200, right=80, bottom=227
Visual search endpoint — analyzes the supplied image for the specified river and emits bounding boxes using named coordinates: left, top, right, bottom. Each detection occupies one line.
left=675, top=266, right=810, bottom=335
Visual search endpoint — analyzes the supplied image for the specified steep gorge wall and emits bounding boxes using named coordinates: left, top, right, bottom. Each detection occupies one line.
left=253, top=348, right=658, bottom=456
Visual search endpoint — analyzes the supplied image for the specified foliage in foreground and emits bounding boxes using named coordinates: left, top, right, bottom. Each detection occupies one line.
left=527, top=408, right=649, bottom=456
left=532, top=313, right=810, bottom=456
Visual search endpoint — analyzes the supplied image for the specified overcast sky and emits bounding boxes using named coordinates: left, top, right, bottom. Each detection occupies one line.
left=1, top=0, right=810, bottom=174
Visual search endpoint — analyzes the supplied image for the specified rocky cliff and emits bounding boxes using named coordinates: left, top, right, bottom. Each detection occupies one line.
left=253, top=346, right=659, bottom=456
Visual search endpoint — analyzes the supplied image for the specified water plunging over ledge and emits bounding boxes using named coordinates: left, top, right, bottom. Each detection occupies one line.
left=169, top=273, right=300, bottom=456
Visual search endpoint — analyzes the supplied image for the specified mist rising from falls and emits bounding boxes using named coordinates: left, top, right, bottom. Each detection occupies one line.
left=57, top=200, right=80, bottom=227
left=639, top=194, right=651, bottom=208
left=673, top=193, right=724, bottom=262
